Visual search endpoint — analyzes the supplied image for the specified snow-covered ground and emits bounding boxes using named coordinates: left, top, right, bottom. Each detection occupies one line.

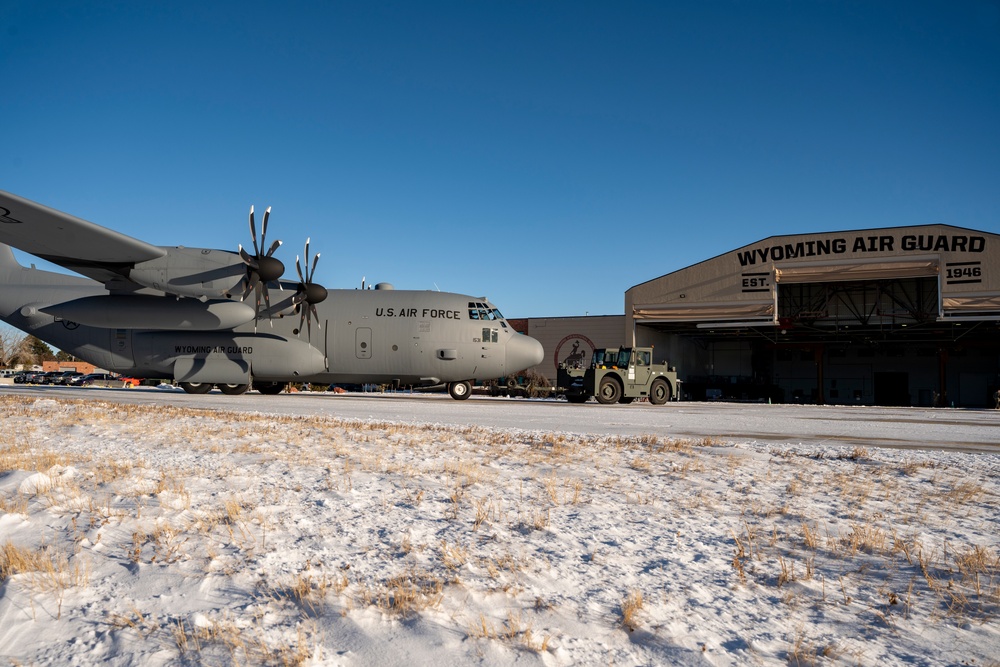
left=0, top=392, right=998, bottom=665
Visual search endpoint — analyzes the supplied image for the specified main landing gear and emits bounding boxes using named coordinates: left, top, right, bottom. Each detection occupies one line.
left=448, top=380, right=472, bottom=400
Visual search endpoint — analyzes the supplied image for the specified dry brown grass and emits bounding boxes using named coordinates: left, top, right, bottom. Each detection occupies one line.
left=619, top=589, right=644, bottom=632
left=2, top=393, right=997, bottom=663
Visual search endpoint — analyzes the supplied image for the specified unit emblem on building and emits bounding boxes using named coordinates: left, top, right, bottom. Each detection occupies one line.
left=555, top=334, right=596, bottom=371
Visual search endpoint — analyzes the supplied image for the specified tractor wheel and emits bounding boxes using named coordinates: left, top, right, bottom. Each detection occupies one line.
left=596, top=377, right=622, bottom=404
left=649, top=378, right=671, bottom=405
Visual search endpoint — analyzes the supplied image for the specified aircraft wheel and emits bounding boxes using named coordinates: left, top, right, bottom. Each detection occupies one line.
left=253, top=381, right=285, bottom=395
left=179, top=382, right=213, bottom=395
left=448, top=380, right=472, bottom=400
left=649, top=378, right=671, bottom=405
left=596, top=377, right=622, bottom=404
left=218, top=383, right=250, bottom=395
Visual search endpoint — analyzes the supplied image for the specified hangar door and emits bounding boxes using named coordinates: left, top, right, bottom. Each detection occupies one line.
left=774, top=259, right=940, bottom=326
left=633, top=257, right=940, bottom=324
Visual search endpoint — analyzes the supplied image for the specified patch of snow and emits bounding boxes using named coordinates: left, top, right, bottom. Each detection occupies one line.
left=0, top=394, right=996, bottom=666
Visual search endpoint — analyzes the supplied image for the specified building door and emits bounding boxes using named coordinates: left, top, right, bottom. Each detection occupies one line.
left=874, top=372, right=909, bottom=406
left=958, top=372, right=990, bottom=408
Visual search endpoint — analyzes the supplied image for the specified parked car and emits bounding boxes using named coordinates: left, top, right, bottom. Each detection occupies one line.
left=12, top=372, right=30, bottom=384
left=37, top=371, right=66, bottom=385
left=52, top=371, right=84, bottom=385
left=72, top=372, right=117, bottom=386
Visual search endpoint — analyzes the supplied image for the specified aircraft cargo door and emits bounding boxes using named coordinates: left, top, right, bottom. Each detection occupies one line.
left=356, top=327, right=372, bottom=359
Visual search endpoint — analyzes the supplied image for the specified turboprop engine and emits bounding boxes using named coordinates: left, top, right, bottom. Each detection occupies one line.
left=118, top=206, right=327, bottom=334
left=125, top=247, right=254, bottom=300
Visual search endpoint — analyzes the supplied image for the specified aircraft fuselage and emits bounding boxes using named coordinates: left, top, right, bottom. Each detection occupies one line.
left=0, top=251, right=542, bottom=389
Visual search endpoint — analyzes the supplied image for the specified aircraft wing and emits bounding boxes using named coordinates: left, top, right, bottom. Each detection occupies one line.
left=0, top=189, right=166, bottom=284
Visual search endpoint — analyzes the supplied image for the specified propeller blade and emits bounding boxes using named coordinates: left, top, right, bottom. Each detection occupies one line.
left=311, top=304, right=321, bottom=329
left=241, top=273, right=259, bottom=301
left=296, top=255, right=305, bottom=283
left=265, top=239, right=282, bottom=258
left=249, top=206, right=261, bottom=256
left=261, top=283, right=272, bottom=323
left=261, top=206, right=271, bottom=244
left=309, top=252, right=320, bottom=281
left=239, top=245, right=259, bottom=269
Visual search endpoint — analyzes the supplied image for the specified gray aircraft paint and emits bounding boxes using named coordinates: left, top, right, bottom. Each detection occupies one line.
left=0, top=191, right=543, bottom=392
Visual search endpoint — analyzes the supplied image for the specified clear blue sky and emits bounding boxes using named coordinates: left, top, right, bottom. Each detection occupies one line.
left=2, top=1, right=998, bottom=318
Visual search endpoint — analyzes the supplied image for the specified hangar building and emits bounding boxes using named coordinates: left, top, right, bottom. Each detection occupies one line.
left=624, top=225, right=1000, bottom=407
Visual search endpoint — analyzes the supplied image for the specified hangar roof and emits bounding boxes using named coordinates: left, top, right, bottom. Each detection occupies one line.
left=626, top=224, right=1000, bottom=325
left=628, top=223, right=992, bottom=290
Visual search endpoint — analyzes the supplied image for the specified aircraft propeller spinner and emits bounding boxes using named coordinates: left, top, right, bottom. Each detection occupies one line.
left=239, top=205, right=284, bottom=329
left=293, top=237, right=328, bottom=340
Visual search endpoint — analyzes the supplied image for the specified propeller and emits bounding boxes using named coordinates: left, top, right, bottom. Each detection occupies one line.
left=293, top=237, right=328, bottom=340
left=239, top=205, right=285, bottom=329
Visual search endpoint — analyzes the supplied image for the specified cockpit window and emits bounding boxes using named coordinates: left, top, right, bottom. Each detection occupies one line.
left=469, top=302, right=506, bottom=322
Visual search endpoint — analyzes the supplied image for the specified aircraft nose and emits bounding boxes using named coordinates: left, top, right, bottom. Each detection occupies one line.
left=506, top=333, right=545, bottom=371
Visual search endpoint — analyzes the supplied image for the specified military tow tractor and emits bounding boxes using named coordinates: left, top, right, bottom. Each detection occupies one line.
left=557, top=347, right=679, bottom=405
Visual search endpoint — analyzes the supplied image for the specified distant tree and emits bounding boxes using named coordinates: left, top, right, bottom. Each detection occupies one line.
left=21, top=336, right=56, bottom=366
left=0, top=326, right=24, bottom=367
left=0, top=326, right=25, bottom=367
left=56, top=350, right=77, bottom=362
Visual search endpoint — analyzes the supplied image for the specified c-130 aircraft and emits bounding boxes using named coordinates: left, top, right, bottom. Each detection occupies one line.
left=0, top=190, right=544, bottom=398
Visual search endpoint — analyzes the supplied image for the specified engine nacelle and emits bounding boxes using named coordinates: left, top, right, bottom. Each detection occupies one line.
left=127, top=247, right=248, bottom=299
